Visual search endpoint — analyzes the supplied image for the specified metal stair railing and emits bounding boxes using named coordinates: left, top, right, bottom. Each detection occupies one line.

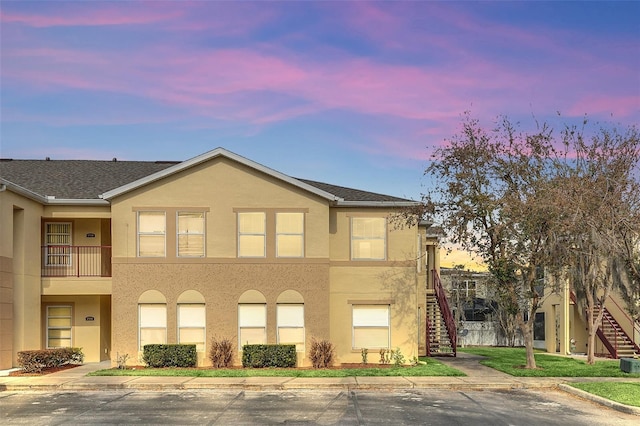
left=432, top=269, right=457, bottom=356
left=570, top=290, right=636, bottom=358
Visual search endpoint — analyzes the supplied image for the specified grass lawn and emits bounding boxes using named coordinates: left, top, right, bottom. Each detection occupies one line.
left=570, top=382, right=640, bottom=407
left=460, top=347, right=640, bottom=378
left=89, top=357, right=465, bottom=378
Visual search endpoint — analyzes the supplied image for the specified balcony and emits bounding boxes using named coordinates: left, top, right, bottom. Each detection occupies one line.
left=41, top=245, right=112, bottom=277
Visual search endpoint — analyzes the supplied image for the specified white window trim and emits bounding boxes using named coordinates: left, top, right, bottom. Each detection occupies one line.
left=238, top=303, right=267, bottom=349
left=237, top=212, right=266, bottom=258
left=352, top=304, right=390, bottom=350
left=138, top=303, right=167, bottom=351
left=276, top=212, right=305, bottom=258
left=45, top=222, right=72, bottom=267
left=276, top=303, right=305, bottom=352
left=350, top=217, right=387, bottom=261
left=178, top=303, right=206, bottom=352
left=137, top=211, right=166, bottom=257
left=453, top=280, right=477, bottom=298
left=176, top=211, right=206, bottom=258
left=46, top=305, right=72, bottom=349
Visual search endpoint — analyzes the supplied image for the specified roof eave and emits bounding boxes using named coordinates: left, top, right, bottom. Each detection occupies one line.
left=334, top=200, right=420, bottom=208
left=46, top=198, right=110, bottom=206
left=0, top=178, right=48, bottom=203
left=100, top=147, right=342, bottom=202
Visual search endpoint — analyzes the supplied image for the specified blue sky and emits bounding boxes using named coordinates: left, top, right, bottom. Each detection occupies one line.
left=1, top=0, right=639, bottom=206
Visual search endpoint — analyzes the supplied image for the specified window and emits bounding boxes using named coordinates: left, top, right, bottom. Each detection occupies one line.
left=276, top=212, right=304, bottom=257
left=178, top=304, right=206, bottom=352
left=352, top=305, right=390, bottom=349
left=238, top=212, right=266, bottom=257
left=47, top=306, right=72, bottom=348
left=534, top=312, right=545, bottom=340
left=138, top=212, right=166, bottom=257
left=139, top=304, right=167, bottom=350
left=453, top=280, right=477, bottom=299
left=277, top=304, right=305, bottom=351
left=238, top=304, right=266, bottom=347
left=45, top=223, right=72, bottom=266
left=351, top=217, right=386, bottom=260
left=177, top=212, right=205, bottom=257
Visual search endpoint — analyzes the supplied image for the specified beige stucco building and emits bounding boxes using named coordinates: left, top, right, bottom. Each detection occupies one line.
left=0, top=148, right=447, bottom=368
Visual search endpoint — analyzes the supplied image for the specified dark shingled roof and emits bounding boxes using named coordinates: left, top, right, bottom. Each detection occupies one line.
left=296, top=178, right=412, bottom=203
left=0, top=160, right=176, bottom=199
left=0, top=159, right=413, bottom=203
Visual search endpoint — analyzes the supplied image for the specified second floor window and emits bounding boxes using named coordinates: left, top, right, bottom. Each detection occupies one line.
left=238, top=212, right=266, bottom=257
left=453, top=280, right=477, bottom=299
left=138, top=211, right=166, bottom=257
left=351, top=217, right=386, bottom=260
left=276, top=212, right=304, bottom=257
left=177, top=212, right=205, bottom=257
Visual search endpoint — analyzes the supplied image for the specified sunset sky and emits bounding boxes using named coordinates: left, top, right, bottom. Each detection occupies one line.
left=1, top=1, right=638, bottom=268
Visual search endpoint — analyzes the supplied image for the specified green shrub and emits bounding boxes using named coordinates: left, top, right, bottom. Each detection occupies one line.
left=17, top=347, right=84, bottom=373
left=392, top=348, right=405, bottom=366
left=209, top=337, right=235, bottom=368
left=309, top=338, right=335, bottom=368
left=242, top=344, right=297, bottom=368
left=142, top=344, right=197, bottom=368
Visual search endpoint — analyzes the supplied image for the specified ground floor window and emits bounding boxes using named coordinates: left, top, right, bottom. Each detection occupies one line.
left=139, top=304, right=167, bottom=350
left=352, top=305, right=390, bottom=349
left=47, top=305, right=72, bottom=348
left=238, top=304, right=266, bottom=348
left=277, top=304, right=305, bottom=351
left=534, top=312, right=545, bottom=340
left=178, top=304, right=206, bottom=352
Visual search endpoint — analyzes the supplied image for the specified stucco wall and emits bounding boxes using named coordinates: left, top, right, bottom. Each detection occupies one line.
left=111, top=263, right=330, bottom=366
left=0, top=190, right=44, bottom=367
left=110, top=158, right=330, bottom=260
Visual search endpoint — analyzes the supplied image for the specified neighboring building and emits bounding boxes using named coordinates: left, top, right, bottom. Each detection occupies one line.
left=0, top=148, right=449, bottom=368
left=438, top=268, right=524, bottom=347
left=440, top=266, right=639, bottom=358
left=538, top=278, right=639, bottom=358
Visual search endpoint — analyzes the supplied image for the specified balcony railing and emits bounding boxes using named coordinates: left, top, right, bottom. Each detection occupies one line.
left=42, top=245, right=112, bottom=277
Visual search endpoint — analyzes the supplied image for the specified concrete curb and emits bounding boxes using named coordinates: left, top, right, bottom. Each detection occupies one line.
left=0, top=380, right=558, bottom=392
left=558, top=384, right=640, bottom=416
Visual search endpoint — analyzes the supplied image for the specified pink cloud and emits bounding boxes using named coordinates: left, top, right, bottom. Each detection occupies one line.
left=566, top=95, right=640, bottom=119
left=0, top=4, right=182, bottom=27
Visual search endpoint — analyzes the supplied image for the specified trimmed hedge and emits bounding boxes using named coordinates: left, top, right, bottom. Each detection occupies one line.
left=17, top=347, right=84, bottom=373
left=242, top=344, right=297, bottom=368
left=142, top=344, right=197, bottom=368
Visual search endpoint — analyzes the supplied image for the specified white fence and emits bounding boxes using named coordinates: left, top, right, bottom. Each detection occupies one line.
left=457, top=321, right=526, bottom=347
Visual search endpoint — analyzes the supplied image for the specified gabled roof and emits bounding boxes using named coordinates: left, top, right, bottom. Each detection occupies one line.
left=99, top=148, right=340, bottom=202
left=0, top=159, right=174, bottom=200
left=0, top=147, right=418, bottom=207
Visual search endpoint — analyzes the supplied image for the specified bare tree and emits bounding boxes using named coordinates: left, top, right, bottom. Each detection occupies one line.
left=550, top=125, right=640, bottom=364
left=424, top=114, right=558, bottom=369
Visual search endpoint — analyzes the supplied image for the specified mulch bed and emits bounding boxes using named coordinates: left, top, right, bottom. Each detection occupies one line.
left=9, top=363, right=81, bottom=377
left=114, top=363, right=399, bottom=372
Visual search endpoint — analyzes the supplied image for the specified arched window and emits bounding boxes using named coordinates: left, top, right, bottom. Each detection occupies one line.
left=238, top=290, right=267, bottom=349
left=138, top=290, right=167, bottom=350
left=177, top=290, right=206, bottom=352
left=277, top=290, right=305, bottom=352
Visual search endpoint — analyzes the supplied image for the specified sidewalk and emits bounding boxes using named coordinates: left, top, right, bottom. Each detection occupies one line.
left=1, top=353, right=638, bottom=415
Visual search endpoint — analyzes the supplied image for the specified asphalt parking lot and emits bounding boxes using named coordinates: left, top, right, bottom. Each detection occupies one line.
left=1, top=389, right=637, bottom=425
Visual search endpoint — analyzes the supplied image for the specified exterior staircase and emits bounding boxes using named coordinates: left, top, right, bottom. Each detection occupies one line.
left=426, top=270, right=456, bottom=356
left=594, top=306, right=639, bottom=359
left=570, top=291, right=639, bottom=358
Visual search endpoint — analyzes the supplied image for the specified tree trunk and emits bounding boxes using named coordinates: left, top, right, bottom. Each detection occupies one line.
left=520, top=318, right=537, bottom=369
